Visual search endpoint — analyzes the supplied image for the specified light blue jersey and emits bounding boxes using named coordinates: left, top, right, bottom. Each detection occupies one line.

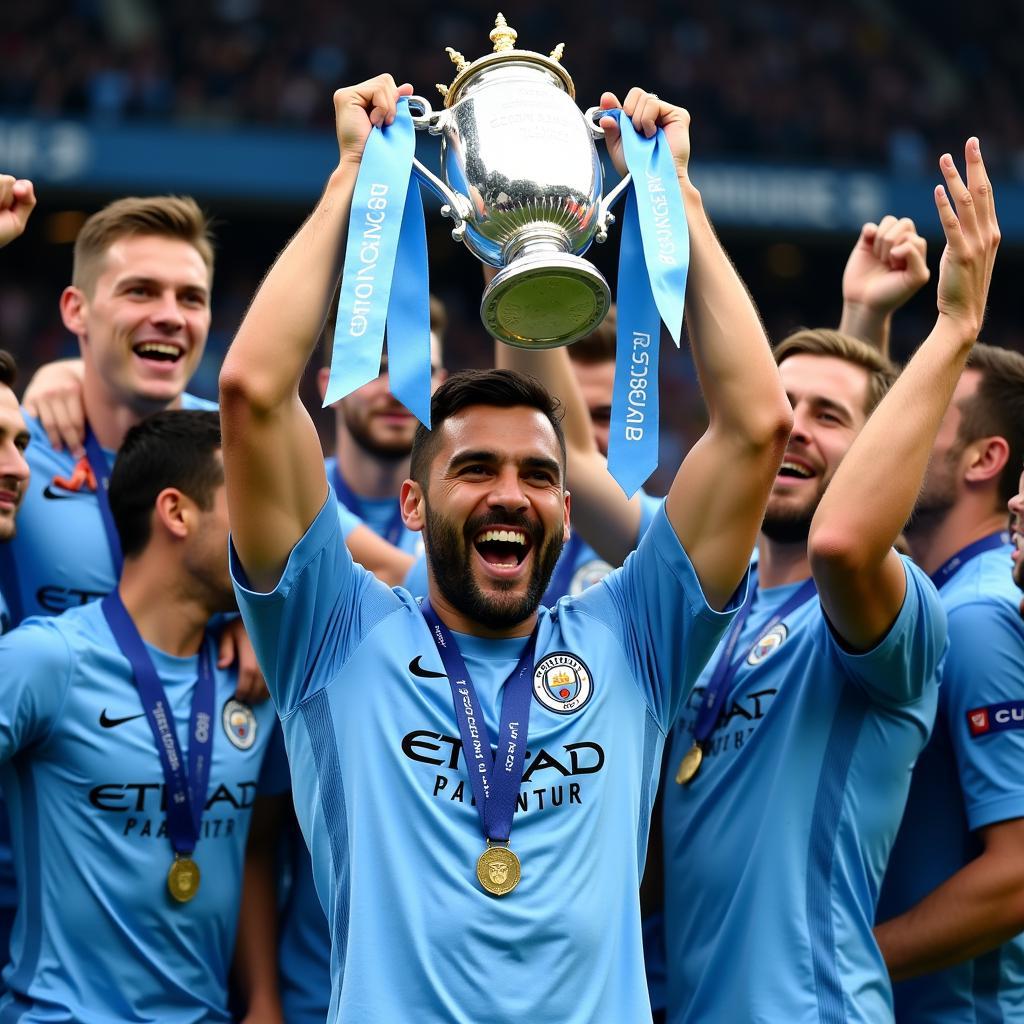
left=233, top=496, right=740, bottom=1024
left=0, top=600, right=280, bottom=1023
left=403, top=490, right=664, bottom=600
left=879, top=543, right=1024, bottom=1022
left=661, top=561, right=946, bottom=1024
left=0, top=396, right=216, bottom=626
left=0, top=592, right=12, bottom=968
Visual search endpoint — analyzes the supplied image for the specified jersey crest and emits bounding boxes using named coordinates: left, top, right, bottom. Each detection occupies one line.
left=532, top=652, right=593, bottom=715
left=747, top=623, right=789, bottom=665
left=222, top=699, right=258, bottom=750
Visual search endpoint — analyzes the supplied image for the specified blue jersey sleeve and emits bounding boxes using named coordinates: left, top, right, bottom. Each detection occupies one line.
left=573, top=503, right=745, bottom=730
left=403, top=554, right=430, bottom=600
left=828, top=557, right=947, bottom=708
left=335, top=502, right=363, bottom=539
left=637, top=491, right=663, bottom=542
left=942, top=599, right=1024, bottom=830
left=230, top=495, right=402, bottom=716
left=0, top=618, right=75, bottom=760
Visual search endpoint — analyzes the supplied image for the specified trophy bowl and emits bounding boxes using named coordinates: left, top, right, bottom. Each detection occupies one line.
left=409, top=15, right=627, bottom=349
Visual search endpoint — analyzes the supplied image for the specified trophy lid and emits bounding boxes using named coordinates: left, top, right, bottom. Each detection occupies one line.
left=436, top=13, right=574, bottom=107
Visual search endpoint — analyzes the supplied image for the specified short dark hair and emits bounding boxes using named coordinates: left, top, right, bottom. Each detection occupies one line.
left=409, top=369, right=565, bottom=488
left=0, top=350, right=16, bottom=389
left=110, top=411, right=223, bottom=558
left=959, top=344, right=1024, bottom=504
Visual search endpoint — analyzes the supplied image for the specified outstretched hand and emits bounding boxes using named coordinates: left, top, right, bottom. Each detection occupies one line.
left=933, top=138, right=1000, bottom=338
left=843, top=215, right=929, bottom=316
left=334, top=74, right=414, bottom=168
left=0, top=175, right=36, bottom=249
left=598, top=88, right=691, bottom=180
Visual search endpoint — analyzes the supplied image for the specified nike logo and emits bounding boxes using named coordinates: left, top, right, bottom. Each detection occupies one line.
left=409, top=656, right=447, bottom=680
left=99, top=709, right=146, bottom=729
left=42, top=484, right=90, bottom=501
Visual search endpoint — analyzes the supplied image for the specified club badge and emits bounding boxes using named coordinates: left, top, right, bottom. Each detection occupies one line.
left=222, top=699, right=257, bottom=750
left=569, top=558, right=612, bottom=595
left=747, top=624, right=788, bottom=666
left=533, top=652, right=593, bottom=715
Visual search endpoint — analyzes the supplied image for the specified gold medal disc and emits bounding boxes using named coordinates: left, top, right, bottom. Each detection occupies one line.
left=476, top=845, right=521, bottom=897
left=167, top=856, right=201, bottom=903
left=675, top=743, right=704, bottom=785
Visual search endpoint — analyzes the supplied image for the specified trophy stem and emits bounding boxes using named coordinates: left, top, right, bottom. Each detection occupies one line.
left=502, top=225, right=571, bottom=266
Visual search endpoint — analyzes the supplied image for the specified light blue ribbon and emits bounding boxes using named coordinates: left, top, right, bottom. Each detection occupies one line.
left=324, top=98, right=432, bottom=426
left=605, top=111, right=689, bottom=497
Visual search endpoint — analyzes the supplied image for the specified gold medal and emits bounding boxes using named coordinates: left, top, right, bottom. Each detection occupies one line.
left=476, top=843, right=521, bottom=897
left=167, top=855, right=201, bottom=903
left=675, top=743, right=703, bottom=785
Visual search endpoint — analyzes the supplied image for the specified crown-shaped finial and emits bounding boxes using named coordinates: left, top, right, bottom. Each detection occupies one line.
left=489, top=12, right=518, bottom=52
left=549, top=42, right=565, bottom=62
left=445, top=47, right=470, bottom=73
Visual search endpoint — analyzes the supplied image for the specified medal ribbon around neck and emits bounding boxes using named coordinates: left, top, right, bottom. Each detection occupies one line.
left=330, top=463, right=406, bottom=547
left=929, top=532, right=1009, bottom=590
left=602, top=108, right=689, bottom=499
left=101, top=592, right=215, bottom=880
left=324, top=97, right=432, bottom=427
left=680, top=577, right=818, bottom=782
left=541, top=532, right=583, bottom=606
left=84, top=425, right=124, bottom=577
left=420, top=602, right=539, bottom=871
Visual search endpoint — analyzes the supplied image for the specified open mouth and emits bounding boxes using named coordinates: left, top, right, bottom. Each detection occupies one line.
left=473, top=527, right=532, bottom=569
left=133, top=341, right=185, bottom=364
left=777, top=460, right=814, bottom=480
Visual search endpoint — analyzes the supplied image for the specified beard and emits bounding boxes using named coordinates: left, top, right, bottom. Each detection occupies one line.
left=760, top=478, right=829, bottom=545
left=424, top=505, right=565, bottom=631
left=904, top=451, right=960, bottom=537
left=343, top=404, right=414, bottom=461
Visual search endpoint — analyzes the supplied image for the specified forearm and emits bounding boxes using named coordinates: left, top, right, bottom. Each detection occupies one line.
left=233, top=849, right=284, bottom=1020
left=812, top=313, right=974, bottom=566
left=876, top=850, right=1024, bottom=981
left=680, top=181, right=787, bottom=449
left=220, top=163, right=357, bottom=412
left=839, top=301, right=892, bottom=355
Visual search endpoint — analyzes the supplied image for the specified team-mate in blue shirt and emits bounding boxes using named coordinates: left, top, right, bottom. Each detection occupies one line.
left=660, top=138, right=999, bottom=1023
left=0, top=179, right=36, bottom=977
left=877, top=343, right=1024, bottom=1021
left=0, top=411, right=283, bottom=1023
left=220, top=76, right=793, bottom=1023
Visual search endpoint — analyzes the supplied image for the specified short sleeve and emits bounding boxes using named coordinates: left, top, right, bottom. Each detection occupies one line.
left=830, top=557, right=947, bottom=708
left=230, top=495, right=401, bottom=716
left=942, top=599, right=1024, bottom=830
left=0, top=618, right=75, bottom=760
left=637, top=491, right=663, bottom=542
left=574, top=503, right=745, bottom=730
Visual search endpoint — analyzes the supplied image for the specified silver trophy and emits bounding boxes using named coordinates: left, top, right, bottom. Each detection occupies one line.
left=408, top=14, right=629, bottom=349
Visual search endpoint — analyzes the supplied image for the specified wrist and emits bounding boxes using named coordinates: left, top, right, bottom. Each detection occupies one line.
left=839, top=301, right=891, bottom=347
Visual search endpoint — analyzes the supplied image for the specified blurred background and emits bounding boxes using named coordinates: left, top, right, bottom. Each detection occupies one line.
left=3, top=0, right=1023, bottom=492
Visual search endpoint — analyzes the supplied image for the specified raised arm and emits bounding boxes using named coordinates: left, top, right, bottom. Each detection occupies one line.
left=600, top=90, right=792, bottom=609
left=838, top=216, right=930, bottom=356
left=219, top=76, right=412, bottom=592
left=0, top=175, right=35, bottom=250
left=809, top=139, right=1000, bottom=650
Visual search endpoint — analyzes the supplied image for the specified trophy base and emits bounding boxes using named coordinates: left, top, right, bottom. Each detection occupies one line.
left=481, top=253, right=611, bottom=350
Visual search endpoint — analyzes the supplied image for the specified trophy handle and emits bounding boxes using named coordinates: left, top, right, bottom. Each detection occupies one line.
left=584, top=106, right=633, bottom=243
left=406, top=95, right=447, bottom=135
left=411, top=159, right=473, bottom=243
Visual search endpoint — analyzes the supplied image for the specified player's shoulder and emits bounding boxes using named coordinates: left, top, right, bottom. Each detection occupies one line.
left=20, top=409, right=76, bottom=476
left=942, top=546, right=1020, bottom=619
left=181, top=391, right=218, bottom=412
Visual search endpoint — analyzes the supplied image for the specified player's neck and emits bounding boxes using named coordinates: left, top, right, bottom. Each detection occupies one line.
left=904, top=500, right=1007, bottom=576
left=83, top=373, right=182, bottom=451
left=427, top=585, right=538, bottom=640
left=117, top=561, right=210, bottom=657
left=334, top=427, right=409, bottom=500
left=757, top=535, right=812, bottom=589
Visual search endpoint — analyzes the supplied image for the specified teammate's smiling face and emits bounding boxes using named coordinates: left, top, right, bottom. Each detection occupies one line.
left=0, top=385, right=30, bottom=542
left=413, top=404, right=570, bottom=632
left=60, top=234, right=211, bottom=414
left=763, top=353, right=870, bottom=544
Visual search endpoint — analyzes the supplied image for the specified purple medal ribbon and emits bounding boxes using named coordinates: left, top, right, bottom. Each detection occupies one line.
left=420, top=601, right=538, bottom=845
left=690, top=576, right=818, bottom=748
left=928, top=532, right=1009, bottom=590
left=541, top=533, right=583, bottom=606
left=84, top=425, right=124, bottom=577
left=101, top=592, right=214, bottom=857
